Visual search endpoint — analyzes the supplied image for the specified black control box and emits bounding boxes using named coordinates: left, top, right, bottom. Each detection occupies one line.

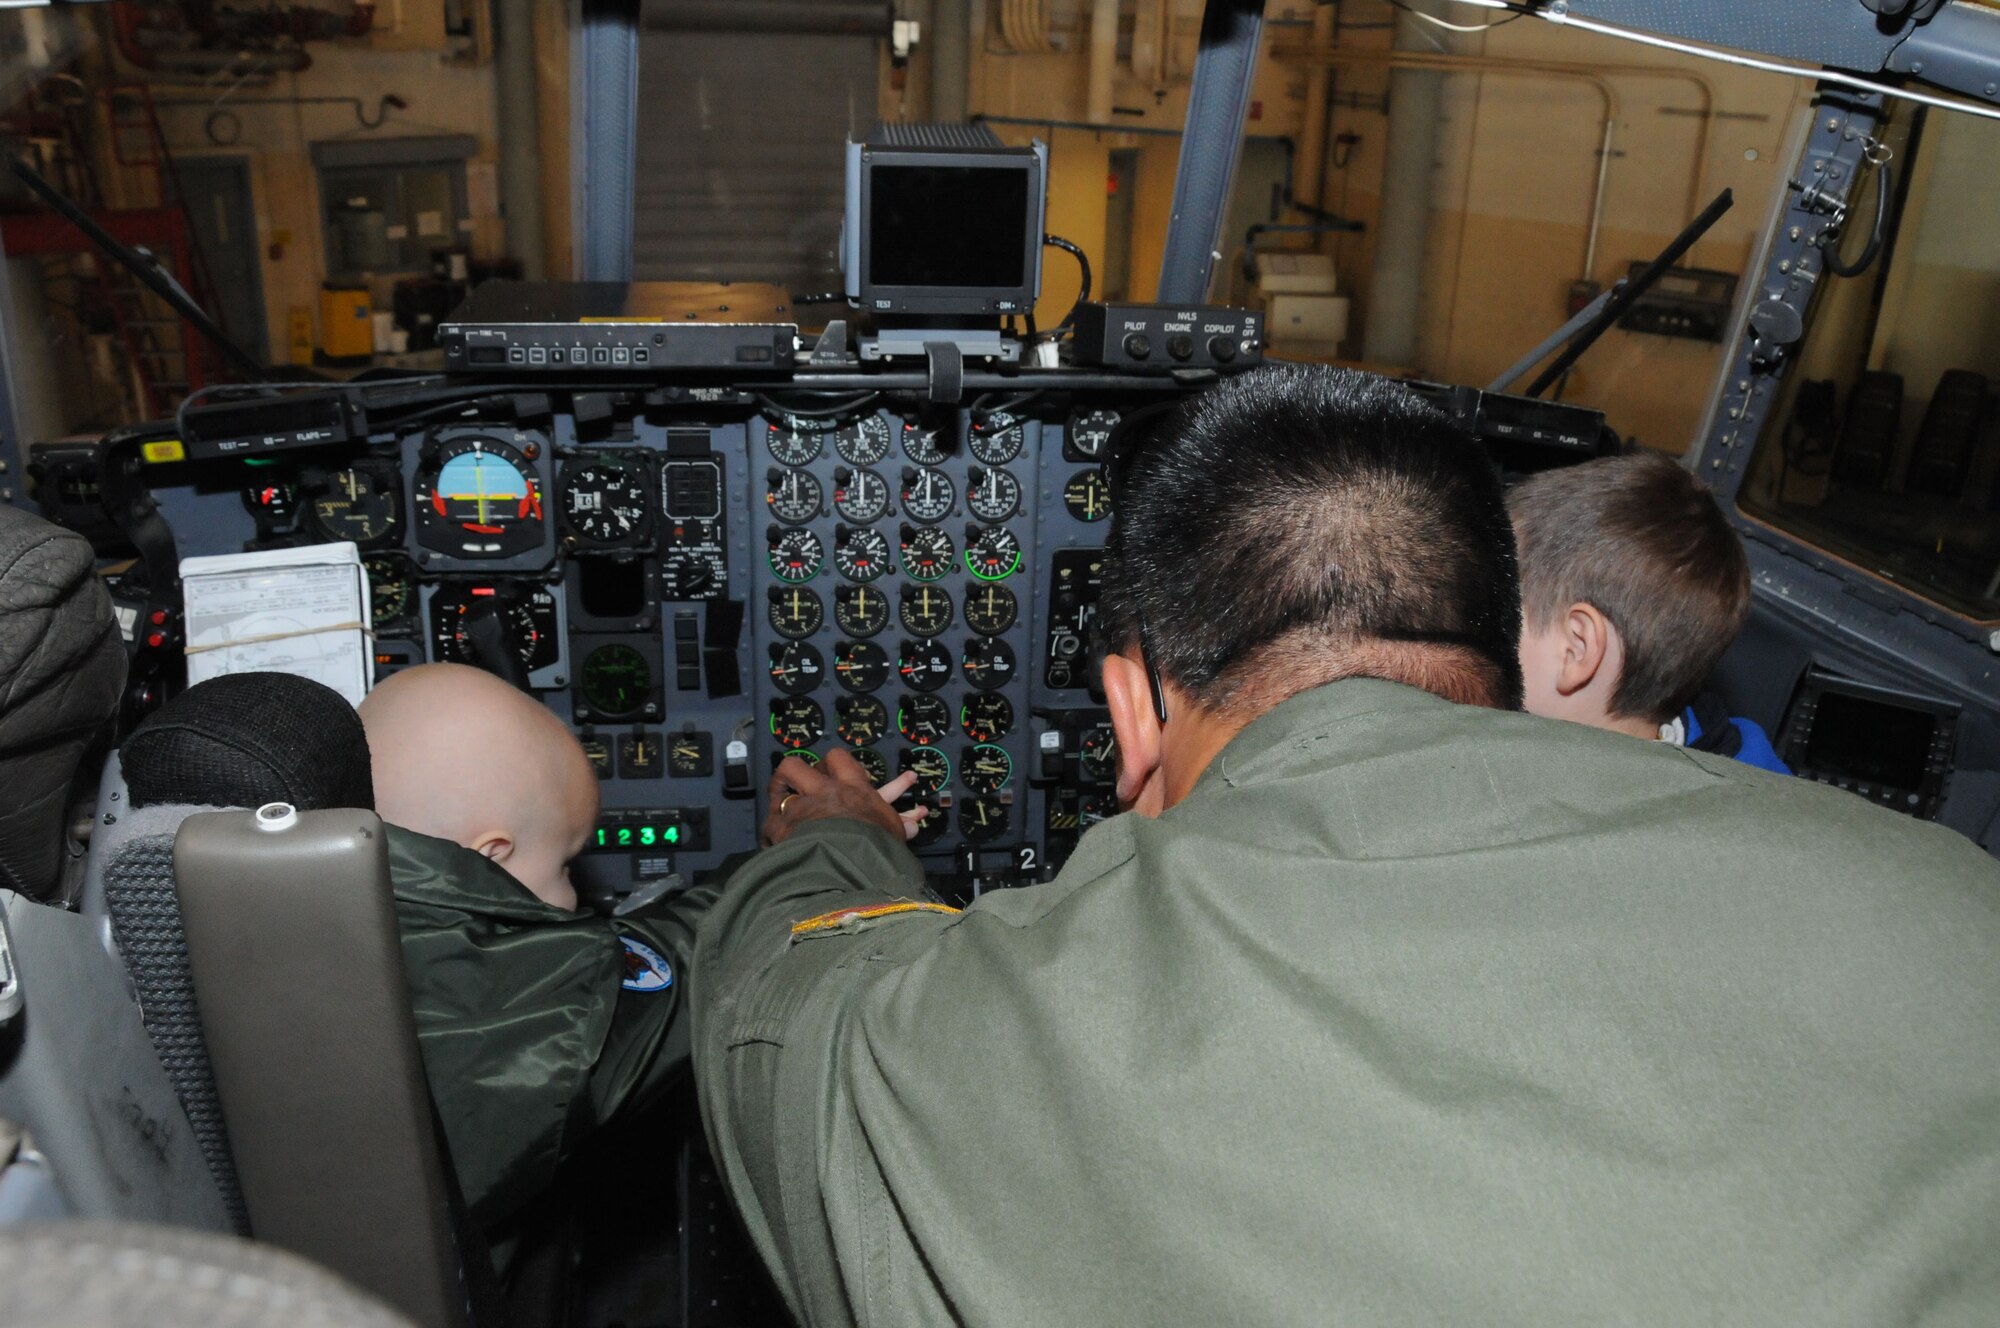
left=1070, top=303, right=1263, bottom=373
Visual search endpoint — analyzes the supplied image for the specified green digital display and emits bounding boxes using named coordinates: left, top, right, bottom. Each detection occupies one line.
left=592, top=816, right=684, bottom=851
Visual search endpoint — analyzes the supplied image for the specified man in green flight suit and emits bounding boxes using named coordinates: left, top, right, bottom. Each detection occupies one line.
left=693, top=365, right=2000, bottom=1326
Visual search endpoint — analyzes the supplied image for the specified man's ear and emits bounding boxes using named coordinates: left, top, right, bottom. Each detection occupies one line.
left=1555, top=602, right=1615, bottom=697
left=472, top=831, right=514, bottom=865
left=1102, top=649, right=1164, bottom=812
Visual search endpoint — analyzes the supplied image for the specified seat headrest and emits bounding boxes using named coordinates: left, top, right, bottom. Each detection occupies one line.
left=121, top=672, right=375, bottom=814
left=0, top=504, right=127, bottom=898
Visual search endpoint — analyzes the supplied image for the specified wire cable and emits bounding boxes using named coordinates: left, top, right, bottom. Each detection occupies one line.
left=752, top=390, right=879, bottom=419
left=1448, top=0, right=2000, bottom=125
left=1388, top=0, right=1522, bottom=33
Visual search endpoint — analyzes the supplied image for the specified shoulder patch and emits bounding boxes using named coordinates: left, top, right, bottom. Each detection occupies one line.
left=790, top=899, right=961, bottom=941
left=618, top=935, right=674, bottom=992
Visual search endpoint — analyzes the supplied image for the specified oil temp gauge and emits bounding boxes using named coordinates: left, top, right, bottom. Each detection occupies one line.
left=768, top=641, right=825, bottom=695
left=961, top=637, right=1015, bottom=691
left=833, top=640, right=890, bottom=693
left=898, top=639, right=953, bottom=692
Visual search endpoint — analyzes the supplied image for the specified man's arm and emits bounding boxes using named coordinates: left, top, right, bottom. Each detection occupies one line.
left=690, top=754, right=956, bottom=1324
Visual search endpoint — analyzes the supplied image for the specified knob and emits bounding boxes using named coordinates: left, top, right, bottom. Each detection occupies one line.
left=1167, top=334, right=1195, bottom=361
left=1122, top=332, right=1152, bottom=360
left=1208, top=335, right=1238, bottom=363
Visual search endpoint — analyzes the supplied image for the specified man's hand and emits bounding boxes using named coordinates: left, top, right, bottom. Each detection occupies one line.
left=763, top=748, right=930, bottom=847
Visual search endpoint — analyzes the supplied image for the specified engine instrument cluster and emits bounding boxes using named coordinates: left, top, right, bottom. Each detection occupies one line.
left=138, top=383, right=1144, bottom=903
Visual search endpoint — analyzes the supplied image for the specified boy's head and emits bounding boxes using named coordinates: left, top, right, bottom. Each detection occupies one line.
left=359, top=663, right=598, bottom=911
left=1507, top=451, right=1749, bottom=736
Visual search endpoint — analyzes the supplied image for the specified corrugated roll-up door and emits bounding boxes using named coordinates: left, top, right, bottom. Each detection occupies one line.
left=634, top=1, right=889, bottom=294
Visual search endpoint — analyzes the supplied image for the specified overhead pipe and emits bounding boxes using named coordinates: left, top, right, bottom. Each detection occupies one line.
left=1087, top=0, right=1119, bottom=124
left=497, top=0, right=545, bottom=277
left=1290, top=1, right=1336, bottom=223
left=932, top=0, right=968, bottom=120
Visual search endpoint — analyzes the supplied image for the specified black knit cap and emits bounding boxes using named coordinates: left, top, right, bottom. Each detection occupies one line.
left=121, top=672, right=374, bottom=812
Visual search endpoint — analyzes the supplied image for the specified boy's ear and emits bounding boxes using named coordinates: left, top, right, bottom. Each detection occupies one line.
left=1555, top=602, right=1617, bottom=697
left=472, top=831, right=515, bottom=865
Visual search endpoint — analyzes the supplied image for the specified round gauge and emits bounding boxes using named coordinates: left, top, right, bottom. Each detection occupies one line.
left=898, top=746, right=952, bottom=798
left=767, top=586, right=825, bottom=640
left=559, top=459, right=651, bottom=546
left=966, top=466, right=1021, bottom=522
left=835, top=525, right=892, bottom=583
left=961, top=743, right=1013, bottom=795
left=962, top=583, right=1018, bottom=636
left=768, top=527, right=824, bottom=583
left=900, top=468, right=954, bottom=523
left=898, top=694, right=950, bottom=745
left=768, top=697, right=825, bottom=750
left=580, top=643, right=653, bottom=719
left=961, top=694, right=1014, bottom=742
left=1068, top=407, right=1120, bottom=460
left=961, top=637, right=1016, bottom=691
left=364, top=554, right=417, bottom=629
left=833, top=640, right=890, bottom=693
left=1079, top=792, right=1118, bottom=828
left=765, top=421, right=825, bottom=467
left=907, top=805, right=948, bottom=848
left=768, top=641, right=825, bottom=695
left=414, top=436, right=546, bottom=558
left=242, top=474, right=299, bottom=523
left=834, top=584, right=889, bottom=638
left=833, top=467, right=889, bottom=523
left=897, top=639, right=952, bottom=692
left=970, top=412, right=1026, bottom=465
left=902, top=420, right=948, bottom=465
left=766, top=468, right=822, bottom=525
left=1080, top=724, right=1118, bottom=783
left=849, top=746, right=890, bottom=784
left=1063, top=468, right=1112, bottom=523
left=960, top=795, right=1011, bottom=843
left=429, top=584, right=559, bottom=671
left=835, top=694, right=890, bottom=746
left=773, top=748, right=825, bottom=770
left=899, top=583, right=954, bottom=637
left=311, top=466, right=400, bottom=545
left=836, top=415, right=895, bottom=466
left=965, top=525, right=1023, bottom=581
left=660, top=548, right=722, bottom=598
left=900, top=525, right=955, bottom=582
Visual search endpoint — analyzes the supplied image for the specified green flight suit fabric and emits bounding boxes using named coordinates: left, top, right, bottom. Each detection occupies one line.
left=387, top=826, right=716, bottom=1228
left=693, top=678, right=2000, bottom=1327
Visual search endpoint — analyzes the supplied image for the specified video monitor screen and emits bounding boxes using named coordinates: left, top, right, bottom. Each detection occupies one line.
left=868, top=164, right=1030, bottom=290
left=1803, top=690, right=1937, bottom=789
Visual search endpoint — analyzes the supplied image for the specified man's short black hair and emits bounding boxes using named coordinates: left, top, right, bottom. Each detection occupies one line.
left=1097, top=364, right=1523, bottom=715
left=122, top=672, right=374, bottom=812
